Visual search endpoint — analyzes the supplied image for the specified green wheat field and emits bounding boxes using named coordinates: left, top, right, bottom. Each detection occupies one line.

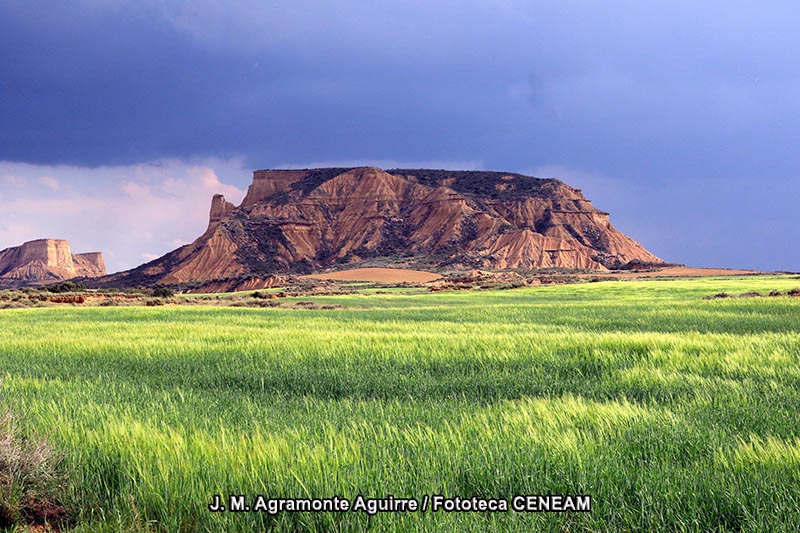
left=2, top=276, right=800, bottom=531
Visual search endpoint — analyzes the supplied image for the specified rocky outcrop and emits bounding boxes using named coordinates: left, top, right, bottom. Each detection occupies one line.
left=73, top=252, right=106, bottom=278
left=184, top=275, right=292, bottom=294
left=102, top=167, right=662, bottom=287
left=207, top=194, right=235, bottom=234
left=0, top=239, right=106, bottom=287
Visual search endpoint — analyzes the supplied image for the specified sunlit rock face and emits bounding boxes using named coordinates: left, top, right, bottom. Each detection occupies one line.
left=103, top=167, right=662, bottom=286
left=0, top=239, right=106, bottom=286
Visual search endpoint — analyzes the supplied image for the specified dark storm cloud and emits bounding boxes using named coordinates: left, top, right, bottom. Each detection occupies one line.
left=1, top=1, right=798, bottom=270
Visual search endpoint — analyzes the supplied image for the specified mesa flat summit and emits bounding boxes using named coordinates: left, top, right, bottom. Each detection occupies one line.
left=101, top=167, right=661, bottom=287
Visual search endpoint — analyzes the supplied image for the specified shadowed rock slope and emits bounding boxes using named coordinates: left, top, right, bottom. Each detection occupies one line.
left=102, top=167, right=661, bottom=286
left=0, top=239, right=106, bottom=287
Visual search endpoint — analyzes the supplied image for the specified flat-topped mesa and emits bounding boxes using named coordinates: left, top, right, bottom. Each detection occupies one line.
left=101, top=167, right=663, bottom=287
left=0, top=239, right=106, bottom=287
left=242, top=170, right=310, bottom=206
left=16, top=239, right=74, bottom=271
left=73, top=252, right=106, bottom=278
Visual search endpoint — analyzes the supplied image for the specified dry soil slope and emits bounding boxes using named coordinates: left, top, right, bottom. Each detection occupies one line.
left=303, top=267, right=442, bottom=283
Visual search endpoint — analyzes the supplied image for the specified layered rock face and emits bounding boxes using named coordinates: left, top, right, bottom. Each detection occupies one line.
left=72, top=252, right=107, bottom=278
left=0, top=239, right=106, bottom=286
left=104, top=167, right=661, bottom=287
left=207, top=194, right=235, bottom=234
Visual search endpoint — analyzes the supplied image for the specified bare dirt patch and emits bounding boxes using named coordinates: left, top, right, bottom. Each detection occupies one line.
left=302, top=268, right=442, bottom=283
left=593, top=266, right=760, bottom=279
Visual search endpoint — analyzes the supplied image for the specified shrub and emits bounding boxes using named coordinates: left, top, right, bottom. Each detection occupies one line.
left=46, top=281, right=85, bottom=293
left=0, top=412, right=69, bottom=528
left=152, top=287, right=174, bottom=298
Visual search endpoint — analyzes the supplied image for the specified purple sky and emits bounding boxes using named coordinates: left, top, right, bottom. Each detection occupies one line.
left=1, top=1, right=798, bottom=272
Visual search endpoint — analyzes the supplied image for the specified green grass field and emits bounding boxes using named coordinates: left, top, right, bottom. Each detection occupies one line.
left=1, top=276, right=800, bottom=531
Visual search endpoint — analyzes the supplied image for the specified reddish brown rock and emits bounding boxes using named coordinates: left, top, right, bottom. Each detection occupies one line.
left=185, top=275, right=291, bottom=294
left=0, top=239, right=106, bottom=287
left=103, top=167, right=662, bottom=287
left=207, top=194, right=235, bottom=233
left=73, top=252, right=106, bottom=278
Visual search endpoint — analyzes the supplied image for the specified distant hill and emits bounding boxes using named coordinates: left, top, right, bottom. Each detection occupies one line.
left=0, top=239, right=106, bottom=288
left=100, top=167, right=661, bottom=288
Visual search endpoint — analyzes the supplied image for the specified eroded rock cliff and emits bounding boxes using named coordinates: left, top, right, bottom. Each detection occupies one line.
left=0, top=239, right=106, bottom=287
left=102, top=167, right=661, bottom=287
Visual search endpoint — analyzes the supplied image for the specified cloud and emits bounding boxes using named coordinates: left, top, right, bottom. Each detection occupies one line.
left=0, top=159, right=248, bottom=273
left=39, top=176, right=61, bottom=191
left=1, top=175, right=26, bottom=187
left=122, top=182, right=149, bottom=198
left=1, top=2, right=799, bottom=271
